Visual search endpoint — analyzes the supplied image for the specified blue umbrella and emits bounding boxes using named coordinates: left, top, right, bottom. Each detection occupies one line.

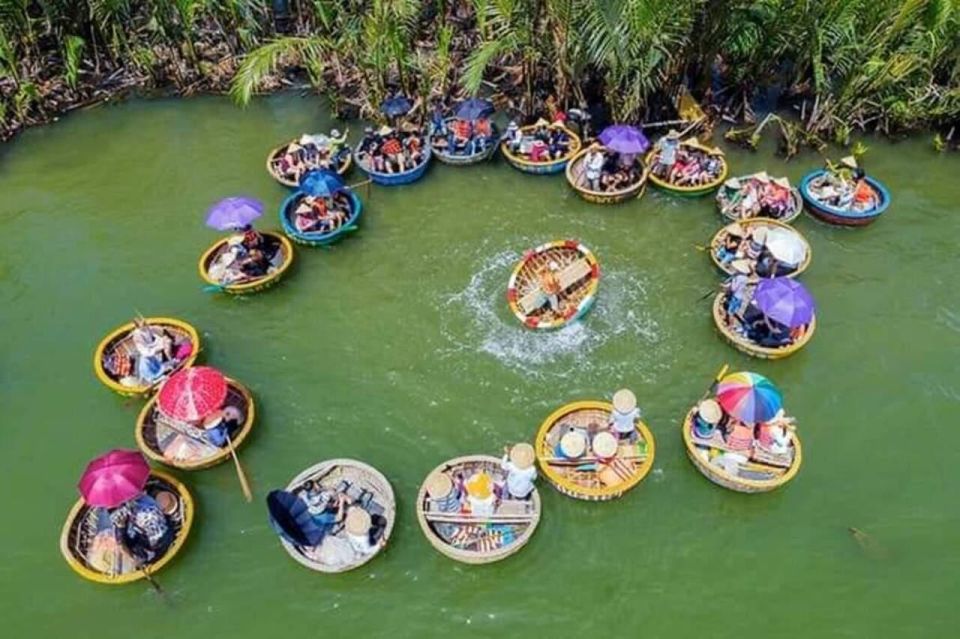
left=380, top=95, right=413, bottom=117
left=299, top=169, right=345, bottom=198
left=266, top=490, right=325, bottom=547
left=455, top=98, right=495, bottom=121
left=205, top=197, right=263, bottom=231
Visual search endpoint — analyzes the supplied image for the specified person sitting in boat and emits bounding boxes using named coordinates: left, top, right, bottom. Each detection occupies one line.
left=279, top=143, right=306, bottom=183
left=429, top=99, right=447, bottom=137
left=199, top=405, right=244, bottom=447
left=326, top=128, right=349, bottom=166
left=473, top=117, right=493, bottom=153
left=762, top=178, right=793, bottom=217
left=716, top=231, right=742, bottom=265
left=465, top=471, right=496, bottom=517
left=609, top=388, right=641, bottom=440
left=736, top=226, right=767, bottom=262
left=723, top=272, right=756, bottom=323
left=404, top=132, right=424, bottom=166
left=749, top=315, right=793, bottom=348
left=111, top=494, right=173, bottom=563
left=548, top=126, right=570, bottom=159
left=537, top=261, right=562, bottom=312
left=533, top=119, right=551, bottom=143
left=447, top=118, right=472, bottom=154
left=722, top=417, right=754, bottom=452
left=344, top=506, right=388, bottom=555
left=378, top=128, right=406, bottom=173
left=501, top=443, right=537, bottom=500
left=237, top=247, right=270, bottom=279
left=653, top=130, right=680, bottom=178
left=504, top=121, right=522, bottom=153
left=692, top=398, right=724, bottom=439
left=756, top=410, right=795, bottom=455
left=851, top=168, right=878, bottom=211
left=131, top=318, right=174, bottom=383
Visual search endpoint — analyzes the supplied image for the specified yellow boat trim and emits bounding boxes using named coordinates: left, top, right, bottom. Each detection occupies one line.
left=534, top=400, right=656, bottom=500
left=712, top=292, right=816, bottom=359
left=59, top=469, right=195, bottom=585
left=645, top=139, right=729, bottom=193
left=92, top=318, right=201, bottom=398
left=198, top=232, right=295, bottom=294
left=499, top=124, right=582, bottom=170
left=135, top=378, right=256, bottom=471
left=708, top=218, right=812, bottom=278
left=681, top=408, right=802, bottom=492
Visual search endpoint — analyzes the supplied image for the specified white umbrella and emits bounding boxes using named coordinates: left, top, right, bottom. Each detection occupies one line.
left=764, top=227, right=807, bottom=266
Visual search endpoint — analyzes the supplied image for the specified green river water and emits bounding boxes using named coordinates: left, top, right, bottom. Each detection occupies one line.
left=1, top=95, right=958, bottom=638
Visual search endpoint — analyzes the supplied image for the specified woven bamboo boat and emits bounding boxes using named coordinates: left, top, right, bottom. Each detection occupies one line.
left=266, top=139, right=353, bottom=188
left=712, top=292, right=816, bottom=359
left=500, top=124, right=582, bottom=175
left=430, top=118, right=499, bottom=165
left=709, top=219, right=812, bottom=278
left=416, top=455, right=541, bottom=564
left=59, top=470, right=194, bottom=585
left=646, top=139, right=728, bottom=196
left=273, top=459, right=395, bottom=573
left=534, top=400, right=655, bottom=501
left=198, top=232, right=294, bottom=294
left=681, top=407, right=802, bottom=493
left=715, top=174, right=802, bottom=223
left=564, top=148, right=649, bottom=204
left=354, top=142, right=433, bottom=186
left=135, top=378, right=255, bottom=470
left=93, top=318, right=200, bottom=398
left=507, top=240, right=600, bottom=329
left=800, top=169, right=891, bottom=226
left=279, top=190, right=362, bottom=247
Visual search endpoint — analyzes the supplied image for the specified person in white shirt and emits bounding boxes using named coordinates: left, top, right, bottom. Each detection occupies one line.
left=609, top=388, right=641, bottom=440
left=584, top=145, right=606, bottom=191
left=500, top=443, right=537, bottom=499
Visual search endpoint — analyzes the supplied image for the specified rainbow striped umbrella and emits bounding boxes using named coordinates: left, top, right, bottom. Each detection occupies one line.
left=716, top=371, right=782, bottom=424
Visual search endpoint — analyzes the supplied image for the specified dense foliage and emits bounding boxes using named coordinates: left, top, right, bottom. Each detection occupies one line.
left=1, top=1, right=958, bottom=142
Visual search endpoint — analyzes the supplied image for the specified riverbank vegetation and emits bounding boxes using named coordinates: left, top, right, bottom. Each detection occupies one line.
left=1, top=1, right=958, bottom=148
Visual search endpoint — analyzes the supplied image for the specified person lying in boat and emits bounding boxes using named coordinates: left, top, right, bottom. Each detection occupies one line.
left=501, top=443, right=537, bottom=500
left=536, top=261, right=562, bottom=312
left=609, top=389, right=641, bottom=440
left=110, top=493, right=174, bottom=564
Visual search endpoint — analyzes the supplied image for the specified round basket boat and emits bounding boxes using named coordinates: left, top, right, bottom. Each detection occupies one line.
left=800, top=169, right=891, bottom=226
left=416, top=455, right=541, bottom=564
left=564, top=148, right=649, bottom=204
left=198, top=231, right=295, bottom=295
left=354, top=142, right=433, bottom=186
left=273, top=459, right=395, bottom=573
left=709, top=218, right=812, bottom=278
left=93, top=318, right=200, bottom=398
left=716, top=174, right=802, bottom=223
left=681, top=407, right=802, bottom=493
left=60, top=470, right=194, bottom=585
left=507, top=240, right=600, bottom=330
left=646, top=139, right=728, bottom=196
left=430, top=118, right=499, bottom=165
left=135, top=378, right=255, bottom=471
left=534, top=400, right=655, bottom=501
left=266, top=139, right=352, bottom=188
left=278, top=190, right=362, bottom=247
left=500, top=124, right=582, bottom=175
left=712, top=292, right=816, bottom=359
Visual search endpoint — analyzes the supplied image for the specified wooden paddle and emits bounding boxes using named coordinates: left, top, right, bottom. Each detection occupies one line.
left=703, top=364, right=730, bottom=401
left=225, top=432, right=253, bottom=502
left=139, top=562, right=169, bottom=603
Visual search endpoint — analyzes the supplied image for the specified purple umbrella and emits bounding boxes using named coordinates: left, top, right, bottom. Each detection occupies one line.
left=754, top=277, right=816, bottom=328
left=205, top=197, right=263, bottom=231
left=598, top=125, right=650, bottom=155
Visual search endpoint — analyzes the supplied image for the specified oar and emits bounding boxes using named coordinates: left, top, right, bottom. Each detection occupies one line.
left=224, top=432, right=253, bottom=502
left=139, top=562, right=169, bottom=602
left=202, top=284, right=227, bottom=293
left=702, top=364, right=729, bottom=401
left=697, top=287, right=718, bottom=302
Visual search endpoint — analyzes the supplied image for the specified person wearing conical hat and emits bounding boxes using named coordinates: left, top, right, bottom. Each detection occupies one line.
left=465, top=471, right=496, bottom=517
left=693, top=398, right=723, bottom=439
left=608, top=389, right=642, bottom=440
left=654, top=130, right=681, bottom=177
left=344, top=506, right=378, bottom=555
left=501, top=443, right=537, bottom=500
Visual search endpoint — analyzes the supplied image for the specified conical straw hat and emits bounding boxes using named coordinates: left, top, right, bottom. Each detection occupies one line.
left=425, top=472, right=453, bottom=499
left=612, top=389, right=637, bottom=413
left=345, top=506, right=371, bottom=535
left=840, top=155, right=858, bottom=169
left=560, top=431, right=587, bottom=458
left=509, top=443, right=535, bottom=469
left=534, top=118, right=550, bottom=127
left=592, top=431, right=618, bottom=458
left=773, top=176, right=791, bottom=189
left=697, top=399, right=722, bottom=425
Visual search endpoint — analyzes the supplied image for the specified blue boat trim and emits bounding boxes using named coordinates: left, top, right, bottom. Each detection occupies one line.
left=279, top=190, right=363, bottom=247
left=353, top=144, right=433, bottom=186
left=799, top=169, right=891, bottom=222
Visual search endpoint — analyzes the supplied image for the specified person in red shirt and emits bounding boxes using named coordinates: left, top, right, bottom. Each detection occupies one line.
left=381, top=135, right=405, bottom=173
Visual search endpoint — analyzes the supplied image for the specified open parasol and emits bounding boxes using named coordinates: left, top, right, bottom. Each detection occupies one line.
left=380, top=95, right=413, bottom=117
left=764, top=227, right=807, bottom=266
left=455, top=98, right=495, bottom=121
left=157, top=366, right=228, bottom=423
left=598, top=124, right=650, bottom=155
left=300, top=169, right=345, bottom=198
left=754, top=277, right=816, bottom=327
left=78, top=449, right=151, bottom=508
left=267, top=490, right=326, bottom=547
left=205, top=197, right=263, bottom=231
left=716, top=372, right=783, bottom=424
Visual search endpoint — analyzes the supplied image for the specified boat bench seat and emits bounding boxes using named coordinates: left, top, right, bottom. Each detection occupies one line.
left=516, top=258, right=592, bottom=315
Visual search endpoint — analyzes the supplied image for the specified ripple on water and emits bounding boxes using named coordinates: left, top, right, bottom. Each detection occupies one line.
left=437, top=245, right=670, bottom=380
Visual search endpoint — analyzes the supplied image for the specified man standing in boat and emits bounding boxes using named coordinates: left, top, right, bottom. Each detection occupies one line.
left=537, top=261, right=562, bottom=313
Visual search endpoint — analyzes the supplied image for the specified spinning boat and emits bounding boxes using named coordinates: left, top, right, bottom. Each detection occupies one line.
left=506, top=240, right=600, bottom=329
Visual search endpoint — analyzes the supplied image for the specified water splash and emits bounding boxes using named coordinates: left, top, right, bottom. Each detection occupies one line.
left=437, top=245, right=669, bottom=380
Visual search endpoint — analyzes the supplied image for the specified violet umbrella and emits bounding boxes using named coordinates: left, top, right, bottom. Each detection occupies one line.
left=754, top=277, right=816, bottom=328
left=598, top=125, right=651, bottom=155
left=78, top=449, right=151, bottom=508
left=205, top=197, right=263, bottom=231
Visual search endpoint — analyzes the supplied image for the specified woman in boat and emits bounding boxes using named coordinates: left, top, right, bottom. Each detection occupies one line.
left=131, top=319, right=174, bottom=384
left=500, top=443, right=537, bottom=500
left=110, top=493, right=174, bottom=564
left=608, top=389, right=642, bottom=440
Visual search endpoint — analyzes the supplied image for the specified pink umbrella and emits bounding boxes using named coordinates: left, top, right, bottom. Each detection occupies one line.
left=157, top=366, right=228, bottom=423
left=78, top=449, right=150, bottom=508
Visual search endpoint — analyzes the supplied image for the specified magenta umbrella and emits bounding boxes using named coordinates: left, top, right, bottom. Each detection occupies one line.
left=754, top=277, right=816, bottom=328
left=78, top=449, right=150, bottom=508
left=598, top=125, right=651, bottom=154
left=205, top=197, right=263, bottom=231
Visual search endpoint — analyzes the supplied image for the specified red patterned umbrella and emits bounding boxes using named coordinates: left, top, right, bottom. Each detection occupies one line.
left=157, top=366, right=227, bottom=422
left=78, top=449, right=150, bottom=508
